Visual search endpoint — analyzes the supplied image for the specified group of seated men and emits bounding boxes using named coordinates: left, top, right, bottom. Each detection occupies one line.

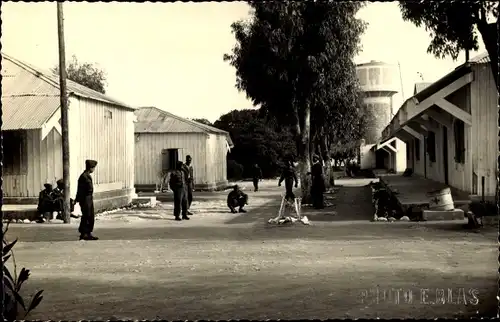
left=37, top=179, right=76, bottom=222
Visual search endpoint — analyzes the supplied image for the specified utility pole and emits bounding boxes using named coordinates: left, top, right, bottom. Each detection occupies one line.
left=57, top=2, right=71, bottom=223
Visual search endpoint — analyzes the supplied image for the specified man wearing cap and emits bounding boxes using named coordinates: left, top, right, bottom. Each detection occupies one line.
left=37, top=183, right=55, bottom=223
left=76, top=159, right=98, bottom=240
left=181, top=155, right=194, bottom=215
left=227, top=185, right=248, bottom=213
left=170, top=160, right=190, bottom=221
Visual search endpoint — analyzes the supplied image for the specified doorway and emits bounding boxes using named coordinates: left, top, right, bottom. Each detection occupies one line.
left=442, top=128, right=449, bottom=185
left=375, top=150, right=386, bottom=169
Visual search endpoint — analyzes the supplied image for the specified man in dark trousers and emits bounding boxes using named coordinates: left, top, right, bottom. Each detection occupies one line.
left=170, top=160, right=189, bottom=221
left=252, top=164, right=263, bottom=192
left=309, top=155, right=325, bottom=209
left=227, top=185, right=248, bottom=213
left=36, top=183, right=55, bottom=223
left=76, top=159, right=98, bottom=240
left=278, top=160, right=298, bottom=201
left=181, top=155, right=194, bottom=215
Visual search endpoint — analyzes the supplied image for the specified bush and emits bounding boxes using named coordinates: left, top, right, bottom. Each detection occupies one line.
left=3, top=221, right=44, bottom=321
left=227, top=159, right=244, bottom=180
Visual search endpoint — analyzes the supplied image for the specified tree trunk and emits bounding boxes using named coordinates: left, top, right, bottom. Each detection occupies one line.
left=319, top=137, right=333, bottom=188
left=477, top=20, right=499, bottom=92
left=296, top=107, right=312, bottom=204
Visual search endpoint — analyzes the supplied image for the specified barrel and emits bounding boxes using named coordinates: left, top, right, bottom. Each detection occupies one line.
left=427, top=188, right=454, bottom=211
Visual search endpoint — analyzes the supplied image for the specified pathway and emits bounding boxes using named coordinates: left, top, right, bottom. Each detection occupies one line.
left=5, top=179, right=497, bottom=320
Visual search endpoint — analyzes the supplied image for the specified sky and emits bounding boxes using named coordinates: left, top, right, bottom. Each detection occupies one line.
left=2, top=2, right=484, bottom=122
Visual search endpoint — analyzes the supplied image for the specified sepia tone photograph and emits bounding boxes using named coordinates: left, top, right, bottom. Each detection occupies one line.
left=0, top=1, right=498, bottom=320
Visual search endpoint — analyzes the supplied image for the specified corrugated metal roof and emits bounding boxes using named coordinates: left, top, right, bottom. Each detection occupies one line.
left=135, top=107, right=234, bottom=146
left=2, top=53, right=135, bottom=110
left=2, top=57, right=62, bottom=130
left=413, top=82, right=432, bottom=95
left=469, top=52, right=490, bottom=64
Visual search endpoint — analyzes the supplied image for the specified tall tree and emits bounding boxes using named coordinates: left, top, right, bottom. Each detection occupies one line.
left=224, top=2, right=365, bottom=202
left=399, top=1, right=499, bottom=91
left=52, top=55, right=108, bottom=94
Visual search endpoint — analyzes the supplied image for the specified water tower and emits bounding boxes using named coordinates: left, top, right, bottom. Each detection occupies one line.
left=356, top=60, right=406, bottom=171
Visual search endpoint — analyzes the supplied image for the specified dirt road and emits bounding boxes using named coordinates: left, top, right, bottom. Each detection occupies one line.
left=6, top=179, right=497, bottom=320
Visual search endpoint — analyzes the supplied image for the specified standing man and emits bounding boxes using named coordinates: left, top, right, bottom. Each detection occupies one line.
left=170, top=160, right=189, bottom=221
left=309, top=155, right=325, bottom=209
left=252, top=164, right=263, bottom=192
left=278, top=160, right=298, bottom=201
left=182, top=155, right=194, bottom=215
left=76, top=159, right=98, bottom=240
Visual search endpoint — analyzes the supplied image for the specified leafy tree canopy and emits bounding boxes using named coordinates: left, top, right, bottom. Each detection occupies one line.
left=214, top=109, right=296, bottom=178
left=52, top=55, right=108, bottom=94
left=399, top=1, right=498, bottom=91
left=191, top=118, right=213, bottom=126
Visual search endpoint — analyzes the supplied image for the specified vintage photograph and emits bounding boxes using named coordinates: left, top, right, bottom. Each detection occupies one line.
left=0, top=1, right=498, bottom=320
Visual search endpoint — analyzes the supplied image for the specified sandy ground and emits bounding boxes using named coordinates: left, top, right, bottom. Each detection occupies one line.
left=5, top=179, right=498, bottom=320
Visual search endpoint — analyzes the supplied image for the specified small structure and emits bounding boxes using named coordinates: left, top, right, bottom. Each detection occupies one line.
left=356, top=60, right=407, bottom=172
left=134, top=106, right=234, bottom=191
left=2, top=53, right=136, bottom=211
left=380, top=52, right=497, bottom=201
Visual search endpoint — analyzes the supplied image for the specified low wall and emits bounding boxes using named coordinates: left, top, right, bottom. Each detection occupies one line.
left=3, top=188, right=134, bottom=217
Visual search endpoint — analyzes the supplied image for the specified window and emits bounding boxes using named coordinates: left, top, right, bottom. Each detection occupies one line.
left=414, top=138, right=420, bottom=161
left=454, top=120, right=465, bottom=163
left=161, top=148, right=179, bottom=172
left=104, top=109, right=113, bottom=119
left=2, top=130, right=28, bottom=175
left=426, top=131, right=436, bottom=162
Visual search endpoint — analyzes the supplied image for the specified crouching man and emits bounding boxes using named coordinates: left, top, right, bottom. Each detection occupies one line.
left=227, top=185, right=248, bottom=213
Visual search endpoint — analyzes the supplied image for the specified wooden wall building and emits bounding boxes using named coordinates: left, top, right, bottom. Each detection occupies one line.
left=2, top=54, right=136, bottom=211
left=381, top=53, right=497, bottom=200
left=134, top=107, right=234, bottom=191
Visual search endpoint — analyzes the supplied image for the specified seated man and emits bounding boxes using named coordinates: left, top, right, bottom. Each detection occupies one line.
left=227, top=185, right=248, bottom=213
left=52, top=179, right=77, bottom=220
left=37, top=183, right=55, bottom=223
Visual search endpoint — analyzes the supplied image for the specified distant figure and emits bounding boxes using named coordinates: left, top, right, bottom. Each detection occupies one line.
left=252, top=164, right=263, bottom=192
left=309, top=155, right=325, bottom=209
left=278, top=160, right=298, bottom=201
left=227, top=185, right=248, bottom=213
left=170, top=160, right=189, bottom=221
left=76, top=159, right=99, bottom=240
left=36, top=183, right=55, bottom=223
left=181, top=155, right=194, bottom=215
left=52, top=179, right=77, bottom=220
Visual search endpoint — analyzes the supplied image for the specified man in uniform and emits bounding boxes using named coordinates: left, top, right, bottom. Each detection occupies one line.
left=170, top=160, right=189, bottom=221
left=252, top=164, right=263, bottom=192
left=309, top=155, right=325, bottom=209
left=76, top=159, right=98, bottom=240
left=227, top=185, right=248, bottom=213
left=181, top=155, right=194, bottom=215
left=36, top=183, right=55, bottom=223
left=278, top=160, right=298, bottom=201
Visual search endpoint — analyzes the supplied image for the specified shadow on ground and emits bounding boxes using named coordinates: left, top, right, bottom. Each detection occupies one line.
left=23, top=268, right=497, bottom=320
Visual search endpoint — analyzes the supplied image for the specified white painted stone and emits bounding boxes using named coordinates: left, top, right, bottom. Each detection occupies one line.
left=388, top=217, right=396, bottom=222
left=23, top=219, right=30, bottom=224
left=399, top=216, right=410, bottom=221
left=377, top=217, right=388, bottom=222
